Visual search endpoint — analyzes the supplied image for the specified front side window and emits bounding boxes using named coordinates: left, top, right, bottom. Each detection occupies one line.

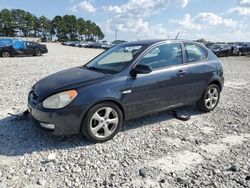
left=86, top=44, right=147, bottom=74
left=139, top=43, right=183, bottom=70
left=185, top=43, right=207, bottom=62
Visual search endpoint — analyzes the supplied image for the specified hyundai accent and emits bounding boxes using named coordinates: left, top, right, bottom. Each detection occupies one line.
left=28, top=39, right=224, bottom=142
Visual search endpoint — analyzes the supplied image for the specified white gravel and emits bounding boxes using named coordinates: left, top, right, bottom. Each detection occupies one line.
left=0, top=43, right=250, bottom=188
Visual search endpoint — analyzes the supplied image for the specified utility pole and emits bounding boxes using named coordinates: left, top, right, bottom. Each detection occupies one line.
left=115, top=28, right=117, bottom=41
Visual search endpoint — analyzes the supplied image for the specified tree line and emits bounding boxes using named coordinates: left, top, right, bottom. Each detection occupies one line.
left=0, top=9, right=104, bottom=41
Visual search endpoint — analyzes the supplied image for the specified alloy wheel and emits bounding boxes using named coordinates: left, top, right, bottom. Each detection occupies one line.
left=205, top=87, right=219, bottom=109
left=90, top=107, right=119, bottom=139
left=36, top=50, right=41, bottom=56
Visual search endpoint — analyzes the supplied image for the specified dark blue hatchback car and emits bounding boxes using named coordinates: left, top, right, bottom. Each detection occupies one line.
left=28, top=39, right=224, bottom=142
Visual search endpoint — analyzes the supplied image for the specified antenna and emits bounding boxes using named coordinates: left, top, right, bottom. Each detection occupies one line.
left=175, top=32, right=180, bottom=39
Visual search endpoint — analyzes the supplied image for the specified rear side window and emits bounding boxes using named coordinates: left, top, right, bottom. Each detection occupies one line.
left=185, top=43, right=207, bottom=63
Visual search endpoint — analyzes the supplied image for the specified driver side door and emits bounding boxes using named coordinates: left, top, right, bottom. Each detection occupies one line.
left=24, top=42, right=35, bottom=55
left=125, top=43, right=192, bottom=118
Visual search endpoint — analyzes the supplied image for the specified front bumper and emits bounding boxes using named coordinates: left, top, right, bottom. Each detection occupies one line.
left=42, top=49, right=48, bottom=54
left=28, top=97, right=87, bottom=136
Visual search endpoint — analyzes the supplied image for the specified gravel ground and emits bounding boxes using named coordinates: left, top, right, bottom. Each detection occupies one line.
left=0, top=43, right=249, bottom=188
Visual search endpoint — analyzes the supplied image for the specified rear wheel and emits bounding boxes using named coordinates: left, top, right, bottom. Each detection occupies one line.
left=81, top=102, right=123, bottom=142
left=1, top=51, right=10, bottom=58
left=197, top=84, right=220, bottom=112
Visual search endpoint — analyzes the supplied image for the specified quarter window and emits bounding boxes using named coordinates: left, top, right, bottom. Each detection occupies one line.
left=139, top=43, right=183, bottom=70
left=185, top=44, right=207, bottom=62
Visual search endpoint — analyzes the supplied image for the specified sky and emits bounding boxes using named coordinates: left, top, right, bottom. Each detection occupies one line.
left=0, top=0, right=250, bottom=42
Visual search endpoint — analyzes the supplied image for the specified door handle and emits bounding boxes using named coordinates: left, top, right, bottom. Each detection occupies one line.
left=177, top=70, right=187, bottom=77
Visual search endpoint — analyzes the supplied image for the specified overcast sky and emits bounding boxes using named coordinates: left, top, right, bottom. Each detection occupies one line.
left=1, top=0, right=250, bottom=42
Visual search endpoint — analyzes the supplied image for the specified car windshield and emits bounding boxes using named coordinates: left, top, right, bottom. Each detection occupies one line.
left=85, top=44, right=147, bottom=74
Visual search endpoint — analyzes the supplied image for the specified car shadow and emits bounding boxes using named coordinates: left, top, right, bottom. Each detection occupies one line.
left=121, top=104, right=205, bottom=132
left=0, top=104, right=204, bottom=157
left=0, top=115, right=94, bottom=157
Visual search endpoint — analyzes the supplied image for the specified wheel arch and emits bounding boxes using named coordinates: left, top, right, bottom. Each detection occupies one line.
left=92, top=99, right=126, bottom=120
left=208, top=80, right=222, bottom=91
left=1, top=50, right=11, bottom=57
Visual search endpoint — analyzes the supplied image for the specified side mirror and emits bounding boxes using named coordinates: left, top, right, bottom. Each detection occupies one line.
left=131, top=64, right=152, bottom=76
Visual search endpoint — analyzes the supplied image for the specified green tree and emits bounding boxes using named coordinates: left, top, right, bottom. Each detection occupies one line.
left=23, top=12, right=35, bottom=37
left=39, top=16, right=51, bottom=38
left=52, top=16, right=67, bottom=41
left=77, top=18, right=87, bottom=40
left=11, top=9, right=26, bottom=36
left=0, top=9, right=15, bottom=36
left=63, top=15, right=78, bottom=41
left=85, top=20, right=94, bottom=40
left=0, top=8, right=105, bottom=41
left=95, top=25, right=104, bottom=40
left=33, top=16, right=41, bottom=37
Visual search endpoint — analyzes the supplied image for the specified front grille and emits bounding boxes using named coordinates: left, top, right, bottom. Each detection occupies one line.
left=29, top=91, right=39, bottom=105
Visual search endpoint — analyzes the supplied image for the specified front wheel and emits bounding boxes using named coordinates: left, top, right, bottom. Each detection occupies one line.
left=35, top=50, right=42, bottom=56
left=197, top=84, right=220, bottom=112
left=81, top=102, right=123, bottom=142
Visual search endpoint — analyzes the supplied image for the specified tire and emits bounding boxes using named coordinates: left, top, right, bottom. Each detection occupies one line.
left=35, top=50, right=42, bottom=56
left=81, top=102, right=123, bottom=143
left=1, top=51, right=10, bottom=58
left=197, top=84, right=220, bottom=112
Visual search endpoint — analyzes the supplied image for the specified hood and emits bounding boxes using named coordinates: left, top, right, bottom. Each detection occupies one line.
left=33, top=67, right=110, bottom=100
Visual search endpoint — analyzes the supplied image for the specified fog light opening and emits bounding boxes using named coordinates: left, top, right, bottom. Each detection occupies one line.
left=40, top=123, right=55, bottom=130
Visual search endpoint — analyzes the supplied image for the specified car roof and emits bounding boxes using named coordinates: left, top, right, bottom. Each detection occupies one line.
left=125, top=39, right=196, bottom=46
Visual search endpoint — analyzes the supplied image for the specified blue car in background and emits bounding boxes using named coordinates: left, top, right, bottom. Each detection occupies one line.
left=0, top=38, right=48, bottom=58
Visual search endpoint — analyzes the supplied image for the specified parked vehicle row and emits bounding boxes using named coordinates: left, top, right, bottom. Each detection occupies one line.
left=206, top=42, right=250, bottom=57
left=231, top=42, right=250, bottom=56
left=0, top=38, right=48, bottom=58
left=61, top=40, right=127, bottom=50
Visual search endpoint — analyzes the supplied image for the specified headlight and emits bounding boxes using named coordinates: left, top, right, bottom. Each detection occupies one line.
left=43, top=90, right=78, bottom=109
